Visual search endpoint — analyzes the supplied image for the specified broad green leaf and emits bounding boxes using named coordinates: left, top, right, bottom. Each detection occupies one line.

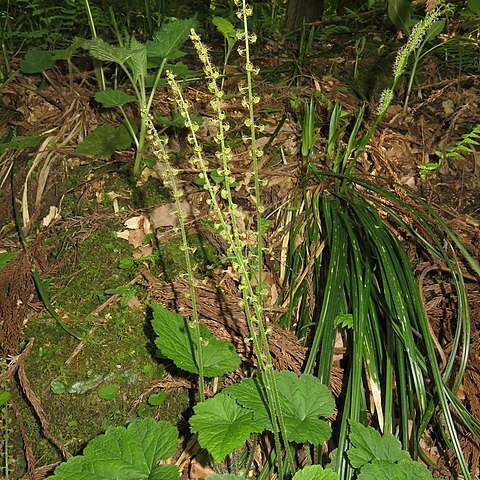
left=275, top=371, right=335, bottom=444
left=293, top=465, right=339, bottom=480
left=167, top=62, right=196, bottom=77
left=348, top=421, right=409, bottom=468
left=154, top=111, right=203, bottom=129
left=0, top=134, right=43, bottom=154
left=49, top=418, right=179, bottom=479
left=225, top=371, right=335, bottom=444
left=424, top=19, right=445, bottom=42
left=358, top=459, right=433, bottom=480
left=85, top=38, right=133, bottom=65
left=97, top=385, right=117, bottom=400
left=146, top=17, right=196, bottom=61
left=387, top=0, right=412, bottom=33
left=189, top=394, right=259, bottom=462
left=20, top=49, right=55, bottom=73
left=150, top=464, right=180, bottom=480
left=95, top=89, right=137, bottom=108
left=0, top=252, right=17, bottom=270
left=0, top=390, right=11, bottom=406
left=76, top=124, right=132, bottom=159
left=152, top=303, right=240, bottom=377
left=207, top=475, right=245, bottom=479
left=127, top=37, right=147, bottom=82
left=223, top=376, right=271, bottom=431
left=212, top=17, right=237, bottom=42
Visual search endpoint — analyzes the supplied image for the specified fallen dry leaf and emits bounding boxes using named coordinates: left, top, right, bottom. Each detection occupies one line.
left=149, top=200, right=196, bottom=229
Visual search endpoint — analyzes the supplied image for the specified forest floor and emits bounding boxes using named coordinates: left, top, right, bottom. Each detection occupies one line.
left=1, top=26, right=480, bottom=479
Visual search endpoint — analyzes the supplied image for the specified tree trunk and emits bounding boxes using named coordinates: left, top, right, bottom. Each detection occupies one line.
left=284, top=0, right=325, bottom=31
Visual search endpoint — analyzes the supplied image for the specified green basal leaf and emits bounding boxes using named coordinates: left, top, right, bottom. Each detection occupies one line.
left=225, top=371, right=335, bottom=444
left=223, top=376, right=271, bottom=431
left=0, top=252, right=17, bottom=270
left=85, top=38, right=133, bottom=65
left=348, top=421, right=410, bottom=468
left=357, top=459, right=433, bottom=480
left=151, top=303, right=240, bottom=377
left=95, top=89, right=137, bottom=108
left=149, top=464, right=180, bottom=480
left=146, top=17, right=197, bottom=61
left=276, top=370, right=335, bottom=444
left=207, top=475, right=245, bottom=479
left=20, top=49, right=55, bottom=73
left=189, top=394, right=260, bottom=462
left=292, top=465, right=339, bottom=480
left=76, top=123, right=132, bottom=159
left=0, top=134, right=43, bottom=154
left=49, top=418, right=179, bottom=479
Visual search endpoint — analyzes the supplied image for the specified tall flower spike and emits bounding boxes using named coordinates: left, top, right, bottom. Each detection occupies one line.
left=393, top=9, right=442, bottom=81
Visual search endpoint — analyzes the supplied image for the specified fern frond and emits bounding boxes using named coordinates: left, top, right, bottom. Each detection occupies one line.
left=436, top=123, right=480, bottom=160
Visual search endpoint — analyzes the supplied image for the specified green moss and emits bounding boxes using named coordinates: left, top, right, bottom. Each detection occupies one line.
left=154, top=233, right=219, bottom=281
left=131, top=177, right=171, bottom=209
left=7, top=192, right=219, bottom=477
left=8, top=303, right=189, bottom=478
left=61, top=167, right=170, bottom=216
left=46, top=221, right=135, bottom=319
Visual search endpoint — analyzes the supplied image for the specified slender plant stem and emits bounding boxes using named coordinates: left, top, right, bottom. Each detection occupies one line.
left=84, top=0, right=105, bottom=90
left=133, top=59, right=167, bottom=177
left=146, top=118, right=205, bottom=402
left=119, top=106, right=139, bottom=148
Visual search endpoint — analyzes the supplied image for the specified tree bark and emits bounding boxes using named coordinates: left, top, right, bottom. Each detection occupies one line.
left=285, top=0, right=325, bottom=31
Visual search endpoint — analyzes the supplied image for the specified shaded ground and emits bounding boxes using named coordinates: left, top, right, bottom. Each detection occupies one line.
left=0, top=26, right=479, bottom=479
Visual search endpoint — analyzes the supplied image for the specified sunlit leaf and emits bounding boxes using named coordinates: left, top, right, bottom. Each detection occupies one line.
left=293, top=465, right=339, bottom=480
left=146, top=17, right=196, bottom=60
left=85, top=38, right=133, bottom=65
left=357, top=459, right=433, bottom=480
left=152, top=303, right=240, bottom=377
left=225, top=371, right=335, bottom=444
left=212, top=17, right=237, bottom=42
left=189, top=394, right=259, bottom=462
left=49, top=418, right=179, bottom=479
left=127, top=37, right=147, bottom=82
left=348, top=421, right=410, bottom=468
